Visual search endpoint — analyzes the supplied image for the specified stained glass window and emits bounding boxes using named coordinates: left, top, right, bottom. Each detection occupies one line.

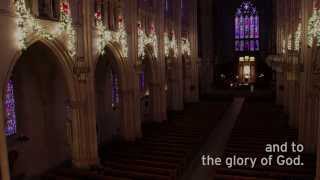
left=5, top=79, right=17, bottom=136
left=111, top=71, right=119, bottom=107
left=235, top=1, right=259, bottom=52
left=139, top=72, right=145, bottom=92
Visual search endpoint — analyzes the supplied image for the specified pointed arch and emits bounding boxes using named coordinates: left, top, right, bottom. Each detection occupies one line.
left=94, top=42, right=135, bottom=141
left=0, top=36, right=79, bottom=179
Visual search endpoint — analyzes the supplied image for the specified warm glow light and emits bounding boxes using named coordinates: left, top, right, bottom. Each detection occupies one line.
left=95, top=14, right=128, bottom=57
left=181, top=38, right=191, bottom=56
left=14, top=0, right=76, bottom=57
left=287, top=34, right=292, bottom=50
left=164, top=31, right=178, bottom=58
left=307, top=8, right=320, bottom=47
left=138, top=22, right=159, bottom=59
left=294, top=23, right=302, bottom=51
left=282, top=39, right=286, bottom=54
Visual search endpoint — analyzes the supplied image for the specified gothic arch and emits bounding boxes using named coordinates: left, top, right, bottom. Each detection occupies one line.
left=4, top=37, right=77, bottom=102
left=0, top=36, right=78, bottom=178
left=94, top=42, right=135, bottom=141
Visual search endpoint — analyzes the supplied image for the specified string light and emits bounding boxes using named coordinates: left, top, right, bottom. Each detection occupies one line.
left=14, top=0, right=76, bottom=57
left=181, top=38, right=191, bottom=56
left=287, top=34, right=292, bottom=50
left=164, top=30, right=178, bottom=58
left=294, top=23, right=302, bottom=51
left=282, top=39, right=286, bottom=54
left=307, top=8, right=320, bottom=47
left=137, top=22, right=158, bottom=59
left=95, top=14, right=128, bottom=58
left=59, top=2, right=77, bottom=57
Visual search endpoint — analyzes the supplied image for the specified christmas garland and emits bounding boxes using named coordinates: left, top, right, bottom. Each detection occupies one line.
left=137, top=22, right=158, bottom=59
left=181, top=38, right=191, bottom=56
left=307, top=8, right=320, bottom=47
left=95, top=12, right=128, bottom=58
left=164, top=31, right=178, bottom=58
left=15, top=0, right=76, bottom=57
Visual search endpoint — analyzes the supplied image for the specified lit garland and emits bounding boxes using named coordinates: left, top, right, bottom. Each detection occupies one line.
left=181, top=38, right=191, bottom=56
left=15, top=0, right=76, bottom=57
left=113, top=16, right=128, bottom=58
left=164, top=31, right=178, bottom=58
left=95, top=11, right=112, bottom=55
left=95, top=14, right=128, bottom=58
left=59, top=2, right=77, bottom=57
left=294, top=23, right=302, bottom=51
left=164, top=32, right=170, bottom=57
left=15, top=0, right=54, bottom=49
left=287, top=34, right=292, bottom=50
left=137, top=22, right=159, bottom=59
left=282, top=39, right=286, bottom=54
left=307, top=8, right=320, bottom=47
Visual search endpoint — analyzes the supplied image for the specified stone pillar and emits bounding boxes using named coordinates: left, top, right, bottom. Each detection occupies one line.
left=189, top=0, right=199, bottom=102
left=71, top=0, right=99, bottom=167
left=123, top=0, right=141, bottom=138
left=155, top=0, right=167, bottom=121
left=171, top=0, right=183, bottom=111
left=0, top=95, right=10, bottom=180
left=298, top=0, right=315, bottom=153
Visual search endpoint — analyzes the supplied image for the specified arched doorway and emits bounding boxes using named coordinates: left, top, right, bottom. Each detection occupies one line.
left=95, top=45, right=129, bottom=146
left=3, top=41, right=73, bottom=178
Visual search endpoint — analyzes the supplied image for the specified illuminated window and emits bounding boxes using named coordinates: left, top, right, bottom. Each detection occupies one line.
left=111, top=70, right=119, bottom=107
left=5, top=79, right=17, bottom=136
left=235, top=1, right=259, bottom=52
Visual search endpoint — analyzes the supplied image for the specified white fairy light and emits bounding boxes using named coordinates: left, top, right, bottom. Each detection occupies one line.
left=181, top=38, right=191, bottom=56
left=137, top=22, right=159, bottom=59
left=282, top=39, right=286, bottom=54
left=307, top=8, right=320, bottom=47
left=287, top=34, right=292, bottom=50
left=14, top=0, right=76, bottom=57
left=164, top=31, right=178, bottom=58
left=294, top=23, right=302, bottom=51
left=95, top=14, right=128, bottom=58
left=59, top=2, right=77, bottom=57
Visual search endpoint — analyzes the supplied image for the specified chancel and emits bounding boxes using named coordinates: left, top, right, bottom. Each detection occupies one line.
left=0, top=0, right=319, bottom=180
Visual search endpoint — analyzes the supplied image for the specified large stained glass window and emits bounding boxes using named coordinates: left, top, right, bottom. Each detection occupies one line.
left=5, top=79, right=17, bottom=136
left=235, top=1, right=259, bottom=52
left=111, top=70, right=120, bottom=107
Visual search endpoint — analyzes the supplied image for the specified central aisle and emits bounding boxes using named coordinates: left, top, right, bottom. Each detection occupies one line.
left=213, top=99, right=316, bottom=179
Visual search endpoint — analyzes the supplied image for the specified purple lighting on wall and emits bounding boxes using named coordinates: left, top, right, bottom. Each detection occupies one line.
left=235, top=1, right=259, bottom=52
left=5, top=79, right=17, bottom=136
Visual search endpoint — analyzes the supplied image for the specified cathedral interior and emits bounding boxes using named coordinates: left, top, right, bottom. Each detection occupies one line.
left=0, top=0, right=320, bottom=180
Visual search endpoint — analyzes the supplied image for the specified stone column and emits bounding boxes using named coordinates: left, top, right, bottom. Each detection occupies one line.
left=71, top=0, right=99, bottom=167
left=123, top=0, right=141, bottom=138
left=316, top=94, right=320, bottom=180
left=298, top=0, right=315, bottom=153
left=189, top=0, right=199, bottom=102
left=155, top=0, right=167, bottom=121
left=0, top=96, right=10, bottom=180
left=171, top=0, right=184, bottom=111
